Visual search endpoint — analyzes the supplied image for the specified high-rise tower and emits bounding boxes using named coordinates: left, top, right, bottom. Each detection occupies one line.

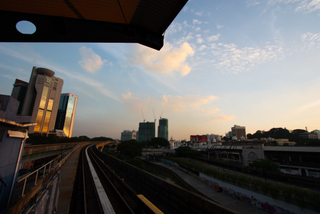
left=138, top=122, right=155, bottom=142
left=11, top=79, right=28, bottom=115
left=55, top=93, right=78, bottom=138
left=158, top=118, right=168, bottom=141
left=21, top=67, right=63, bottom=134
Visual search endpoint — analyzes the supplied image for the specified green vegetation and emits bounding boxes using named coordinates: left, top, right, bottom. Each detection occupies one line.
left=26, top=133, right=113, bottom=144
left=27, top=134, right=85, bottom=144
left=140, top=137, right=170, bottom=149
left=108, top=140, right=144, bottom=168
left=247, top=127, right=320, bottom=146
left=174, top=146, right=202, bottom=158
left=117, top=139, right=142, bottom=158
left=251, top=159, right=280, bottom=182
left=162, top=156, right=320, bottom=210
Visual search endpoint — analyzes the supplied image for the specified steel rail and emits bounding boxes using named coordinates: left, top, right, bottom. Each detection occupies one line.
left=85, top=146, right=115, bottom=214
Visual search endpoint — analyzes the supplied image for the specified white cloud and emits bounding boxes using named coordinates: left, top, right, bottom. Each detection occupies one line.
left=122, top=90, right=138, bottom=100
left=263, top=0, right=320, bottom=13
left=167, top=22, right=183, bottom=35
left=0, top=43, right=43, bottom=65
left=0, top=63, right=27, bottom=77
left=129, top=42, right=195, bottom=77
left=67, top=73, right=121, bottom=101
left=78, top=46, right=107, bottom=73
left=217, top=24, right=224, bottom=29
left=294, top=100, right=320, bottom=114
left=177, top=32, right=194, bottom=44
left=201, top=108, right=220, bottom=115
left=208, top=114, right=235, bottom=122
left=0, top=44, right=119, bottom=101
left=207, top=34, right=221, bottom=42
left=295, top=0, right=320, bottom=13
left=0, top=73, right=15, bottom=80
left=197, top=37, right=204, bottom=44
left=183, top=20, right=190, bottom=28
left=301, top=32, right=320, bottom=50
left=190, top=9, right=204, bottom=16
left=199, top=45, right=207, bottom=51
left=193, top=19, right=202, bottom=24
left=210, top=42, right=285, bottom=73
left=246, top=0, right=261, bottom=7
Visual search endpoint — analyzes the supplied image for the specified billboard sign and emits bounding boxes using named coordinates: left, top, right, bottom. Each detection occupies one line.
left=190, top=135, right=207, bottom=142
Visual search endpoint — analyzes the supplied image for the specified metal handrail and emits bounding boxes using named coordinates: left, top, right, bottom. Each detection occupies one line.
left=17, top=143, right=84, bottom=197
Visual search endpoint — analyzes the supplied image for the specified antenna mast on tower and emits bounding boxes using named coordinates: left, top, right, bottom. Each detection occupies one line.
left=141, top=110, right=145, bottom=122
left=153, top=109, right=156, bottom=124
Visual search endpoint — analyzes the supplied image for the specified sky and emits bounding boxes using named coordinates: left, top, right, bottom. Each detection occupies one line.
left=1, top=0, right=320, bottom=140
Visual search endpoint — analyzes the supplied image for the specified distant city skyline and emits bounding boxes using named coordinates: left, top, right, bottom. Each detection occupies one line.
left=1, top=1, right=320, bottom=140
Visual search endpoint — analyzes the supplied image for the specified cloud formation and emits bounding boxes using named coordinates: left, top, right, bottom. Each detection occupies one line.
left=251, top=0, right=320, bottom=13
left=301, top=32, right=320, bottom=50
left=294, top=0, right=320, bottom=13
left=122, top=91, right=233, bottom=123
left=0, top=44, right=119, bottom=101
left=207, top=34, right=221, bottom=42
left=79, top=46, right=107, bottom=73
left=208, top=114, right=235, bottom=122
left=210, top=42, right=284, bottom=73
left=129, top=42, right=195, bottom=77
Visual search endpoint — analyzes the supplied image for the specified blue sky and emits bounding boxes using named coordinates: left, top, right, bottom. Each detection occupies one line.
left=1, top=0, right=320, bottom=140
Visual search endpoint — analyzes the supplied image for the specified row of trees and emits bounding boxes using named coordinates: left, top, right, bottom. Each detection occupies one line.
left=26, top=134, right=113, bottom=144
left=247, top=127, right=320, bottom=145
left=117, top=137, right=170, bottom=157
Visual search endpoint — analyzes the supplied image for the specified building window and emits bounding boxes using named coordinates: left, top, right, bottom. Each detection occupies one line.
left=42, top=111, right=51, bottom=133
left=34, top=109, right=44, bottom=132
left=47, top=99, right=54, bottom=111
left=39, top=86, right=49, bottom=109
left=63, top=97, right=75, bottom=137
left=34, top=86, right=49, bottom=133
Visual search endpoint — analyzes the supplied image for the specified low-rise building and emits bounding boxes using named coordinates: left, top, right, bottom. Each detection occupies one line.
left=231, top=125, right=246, bottom=140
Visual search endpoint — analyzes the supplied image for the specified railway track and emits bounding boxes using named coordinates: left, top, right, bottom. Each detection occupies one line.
left=69, top=146, right=102, bottom=214
left=70, top=145, right=161, bottom=214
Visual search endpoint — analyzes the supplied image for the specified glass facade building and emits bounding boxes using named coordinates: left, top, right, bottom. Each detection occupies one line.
left=55, top=93, right=78, bottom=138
left=138, top=122, right=155, bottom=142
left=158, top=118, right=168, bottom=141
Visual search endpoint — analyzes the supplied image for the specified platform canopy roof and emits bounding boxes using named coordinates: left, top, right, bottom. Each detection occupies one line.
left=0, top=0, right=188, bottom=50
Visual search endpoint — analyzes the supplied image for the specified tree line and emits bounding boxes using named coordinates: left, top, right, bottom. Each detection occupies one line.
left=26, top=133, right=113, bottom=144
left=247, top=127, right=320, bottom=146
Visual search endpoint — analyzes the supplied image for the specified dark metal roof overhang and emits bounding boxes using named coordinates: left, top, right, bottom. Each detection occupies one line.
left=0, top=0, right=188, bottom=50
